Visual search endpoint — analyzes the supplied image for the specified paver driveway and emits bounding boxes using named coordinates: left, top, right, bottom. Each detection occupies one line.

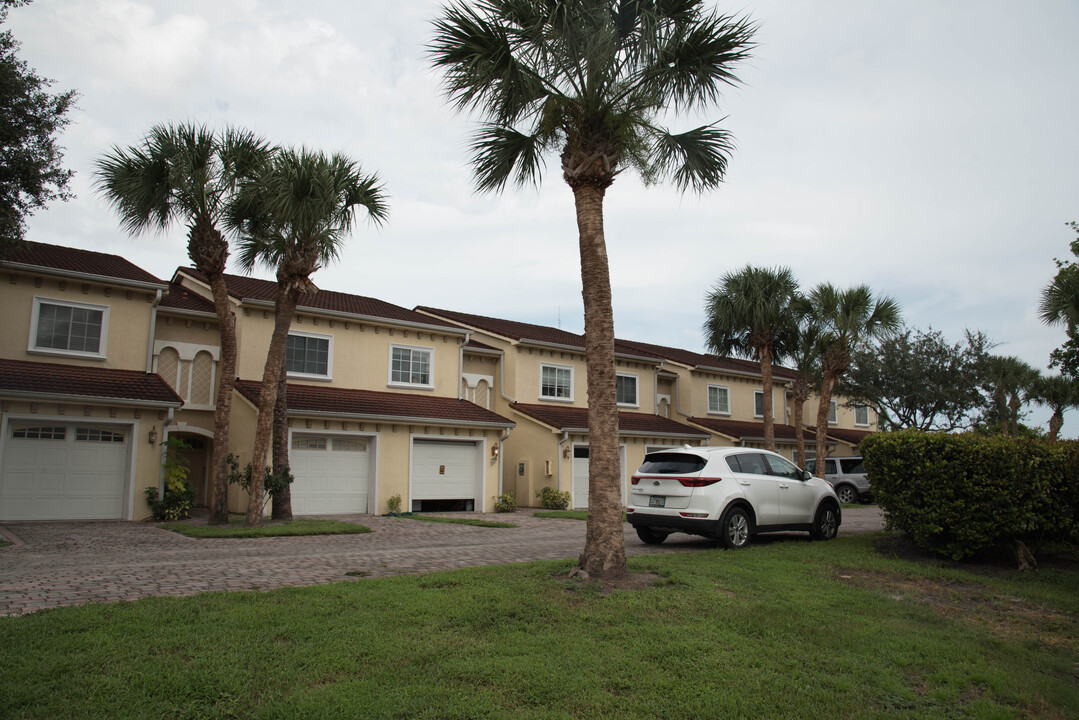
left=0, top=506, right=884, bottom=615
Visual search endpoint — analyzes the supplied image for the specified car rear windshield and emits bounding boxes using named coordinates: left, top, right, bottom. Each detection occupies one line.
left=637, top=453, right=707, bottom=474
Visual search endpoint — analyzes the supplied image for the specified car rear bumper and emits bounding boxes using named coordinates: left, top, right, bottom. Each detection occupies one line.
left=627, top=510, right=720, bottom=538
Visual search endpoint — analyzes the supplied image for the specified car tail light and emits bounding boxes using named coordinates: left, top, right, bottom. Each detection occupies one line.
left=631, top=476, right=641, bottom=485
left=680, top=512, right=709, bottom=518
left=676, top=477, right=721, bottom=487
left=626, top=507, right=634, bottom=513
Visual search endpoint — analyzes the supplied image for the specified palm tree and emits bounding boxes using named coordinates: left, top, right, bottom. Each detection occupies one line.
left=230, top=147, right=387, bottom=526
left=94, top=123, right=271, bottom=525
left=1030, top=373, right=1078, bottom=440
left=704, top=265, right=799, bottom=452
left=797, top=284, right=900, bottom=469
left=430, top=0, right=755, bottom=579
left=1038, top=221, right=1079, bottom=331
left=787, top=319, right=823, bottom=470
left=984, top=356, right=1038, bottom=436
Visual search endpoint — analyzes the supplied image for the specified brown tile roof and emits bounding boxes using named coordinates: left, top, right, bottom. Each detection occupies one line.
left=688, top=416, right=815, bottom=443
left=0, top=358, right=182, bottom=406
left=616, top=338, right=797, bottom=380
left=160, top=283, right=217, bottom=315
left=234, top=380, right=514, bottom=427
left=509, top=402, right=709, bottom=438
left=417, top=306, right=588, bottom=348
left=1, top=241, right=167, bottom=287
left=178, top=269, right=462, bottom=331
left=825, top=427, right=875, bottom=446
left=463, top=339, right=501, bottom=353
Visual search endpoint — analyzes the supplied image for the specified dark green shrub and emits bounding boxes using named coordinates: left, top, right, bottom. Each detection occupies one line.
left=225, top=453, right=294, bottom=515
left=494, top=493, right=518, bottom=513
left=536, top=486, right=571, bottom=510
left=861, top=430, right=1079, bottom=559
left=145, top=438, right=195, bottom=521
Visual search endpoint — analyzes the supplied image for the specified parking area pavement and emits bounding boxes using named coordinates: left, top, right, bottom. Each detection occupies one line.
left=0, top=505, right=884, bottom=616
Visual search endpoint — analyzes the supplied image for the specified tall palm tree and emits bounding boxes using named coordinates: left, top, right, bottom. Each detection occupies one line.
left=430, top=0, right=755, bottom=579
left=704, top=265, right=799, bottom=452
left=94, top=123, right=271, bottom=525
left=1038, top=221, right=1079, bottom=331
left=984, top=356, right=1038, bottom=436
left=797, top=284, right=900, bottom=469
left=787, top=319, right=823, bottom=470
left=1030, top=373, right=1079, bottom=440
left=230, top=147, right=387, bottom=526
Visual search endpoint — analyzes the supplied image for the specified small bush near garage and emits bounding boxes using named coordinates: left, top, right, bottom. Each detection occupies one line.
left=861, top=429, right=1079, bottom=560
left=494, top=493, right=518, bottom=513
left=536, top=486, right=571, bottom=510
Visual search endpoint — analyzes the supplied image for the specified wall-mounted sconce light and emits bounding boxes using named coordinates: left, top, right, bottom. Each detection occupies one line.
left=562, top=445, right=571, bottom=459
left=148, top=425, right=158, bottom=446
left=491, top=444, right=500, bottom=458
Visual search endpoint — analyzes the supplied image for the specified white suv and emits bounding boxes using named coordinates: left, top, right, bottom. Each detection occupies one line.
left=627, top=446, right=841, bottom=549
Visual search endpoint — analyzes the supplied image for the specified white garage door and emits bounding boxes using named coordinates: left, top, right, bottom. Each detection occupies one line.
left=571, top=445, right=627, bottom=510
left=288, top=434, right=370, bottom=515
left=412, top=439, right=477, bottom=501
left=0, top=423, right=129, bottom=521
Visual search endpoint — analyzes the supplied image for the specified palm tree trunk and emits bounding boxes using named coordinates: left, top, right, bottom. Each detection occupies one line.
left=207, top=271, right=236, bottom=525
left=1009, top=395, right=1021, bottom=436
left=572, top=182, right=627, bottom=580
left=793, top=394, right=806, bottom=470
left=759, top=344, right=776, bottom=452
left=246, top=288, right=298, bottom=526
left=815, top=372, right=836, bottom=475
left=271, top=352, right=293, bottom=520
left=1049, top=410, right=1063, bottom=441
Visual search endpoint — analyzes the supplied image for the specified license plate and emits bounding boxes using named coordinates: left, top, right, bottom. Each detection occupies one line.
left=648, top=496, right=665, bottom=508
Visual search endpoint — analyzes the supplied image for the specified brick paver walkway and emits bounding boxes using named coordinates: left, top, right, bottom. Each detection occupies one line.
left=0, top=506, right=884, bottom=616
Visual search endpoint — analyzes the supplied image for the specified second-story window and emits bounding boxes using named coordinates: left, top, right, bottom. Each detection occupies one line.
left=829, top=398, right=838, bottom=424
left=616, top=374, right=638, bottom=406
left=390, top=345, right=432, bottom=387
left=286, top=332, right=332, bottom=379
left=855, top=404, right=870, bottom=426
left=30, top=297, right=109, bottom=358
left=707, top=384, right=730, bottom=414
left=540, top=364, right=572, bottom=400
left=754, top=390, right=765, bottom=418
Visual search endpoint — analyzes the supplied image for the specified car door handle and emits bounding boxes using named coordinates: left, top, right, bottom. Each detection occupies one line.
left=738, top=481, right=751, bottom=486
left=779, top=484, right=790, bottom=489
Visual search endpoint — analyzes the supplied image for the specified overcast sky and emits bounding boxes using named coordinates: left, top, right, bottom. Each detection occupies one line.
left=8, top=0, right=1079, bottom=434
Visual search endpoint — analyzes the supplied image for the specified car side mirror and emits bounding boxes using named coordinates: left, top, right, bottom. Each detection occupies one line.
left=802, top=470, right=813, bottom=481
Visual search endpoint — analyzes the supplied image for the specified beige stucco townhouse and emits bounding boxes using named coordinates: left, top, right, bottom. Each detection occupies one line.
left=0, top=242, right=182, bottom=521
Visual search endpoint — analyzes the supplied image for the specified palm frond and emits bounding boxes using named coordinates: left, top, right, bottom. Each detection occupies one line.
left=646, top=122, right=734, bottom=193
left=469, top=122, right=548, bottom=193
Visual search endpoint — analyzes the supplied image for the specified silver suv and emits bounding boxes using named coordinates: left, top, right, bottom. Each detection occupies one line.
left=627, top=446, right=841, bottom=549
left=806, top=456, right=871, bottom=504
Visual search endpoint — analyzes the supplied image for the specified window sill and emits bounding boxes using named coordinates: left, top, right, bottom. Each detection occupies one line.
left=707, top=411, right=731, bottom=417
left=27, top=348, right=107, bottom=361
left=387, top=382, right=434, bottom=391
left=539, top=396, right=575, bottom=403
left=287, top=372, right=333, bottom=382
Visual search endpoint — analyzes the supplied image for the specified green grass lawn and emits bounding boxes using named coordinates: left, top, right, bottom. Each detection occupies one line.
left=158, top=518, right=372, bottom=539
left=534, top=510, right=628, bottom=522
left=2, top=534, right=1076, bottom=719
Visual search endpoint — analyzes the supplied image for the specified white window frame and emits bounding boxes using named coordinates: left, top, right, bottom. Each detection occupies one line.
left=754, top=390, right=765, bottom=418
left=855, top=404, right=870, bottom=427
left=539, top=363, right=574, bottom=402
left=28, top=297, right=110, bottom=360
left=286, top=330, right=334, bottom=381
left=707, top=384, right=730, bottom=415
left=616, top=372, right=639, bottom=408
left=828, top=399, right=838, bottom=424
left=388, top=343, right=434, bottom=389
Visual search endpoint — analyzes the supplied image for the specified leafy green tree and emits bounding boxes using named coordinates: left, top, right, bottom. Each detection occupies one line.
left=0, top=0, right=76, bottom=257
left=95, top=123, right=271, bottom=525
left=841, top=326, right=993, bottom=432
left=1039, top=221, right=1079, bottom=378
left=230, top=147, right=387, bottom=526
left=796, top=284, right=901, bottom=466
left=1030, top=373, right=1079, bottom=440
left=430, top=0, right=755, bottom=579
left=704, top=265, right=799, bottom=452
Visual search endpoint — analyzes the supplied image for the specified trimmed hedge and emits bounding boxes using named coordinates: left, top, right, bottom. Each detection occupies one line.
left=861, top=430, right=1079, bottom=560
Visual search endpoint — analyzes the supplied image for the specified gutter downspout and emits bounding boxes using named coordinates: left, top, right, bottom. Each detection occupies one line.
left=556, top=431, right=570, bottom=492
left=145, top=289, right=163, bottom=373
left=458, top=331, right=469, bottom=400
left=500, top=347, right=516, bottom=403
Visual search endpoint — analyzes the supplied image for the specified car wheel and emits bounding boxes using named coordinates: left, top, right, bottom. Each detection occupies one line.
left=836, top=485, right=858, bottom=504
left=719, top=506, right=751, bottom=549
left=811, top=503, right=839, bottom=541
left=635, top=526, right=669, bottom=545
